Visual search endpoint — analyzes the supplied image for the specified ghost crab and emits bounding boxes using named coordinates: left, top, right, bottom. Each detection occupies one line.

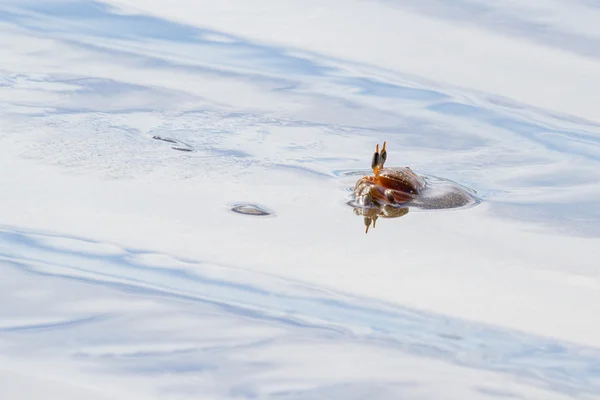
left=353, top=141, right=426, bottom=233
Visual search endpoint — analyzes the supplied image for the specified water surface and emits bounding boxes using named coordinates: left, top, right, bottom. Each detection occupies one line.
left=1, top=1, right=600, bottom=399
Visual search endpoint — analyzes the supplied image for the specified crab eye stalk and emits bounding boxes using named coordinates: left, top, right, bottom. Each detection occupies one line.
left=379, top=148, right=387, bottom=167
left=371, top=143, right=381, bottom=170
left=371, top=151, right=380, bottom=170
left=379, top=141, right=387, bottom=168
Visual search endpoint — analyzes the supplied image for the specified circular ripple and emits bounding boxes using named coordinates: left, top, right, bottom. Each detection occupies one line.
left=231, top=204, right=272, bottom=216
left=409, top=176, right=480, bottom=210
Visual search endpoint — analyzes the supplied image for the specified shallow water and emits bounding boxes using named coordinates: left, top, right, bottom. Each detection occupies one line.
left=1, top=1, right=600, bottom=399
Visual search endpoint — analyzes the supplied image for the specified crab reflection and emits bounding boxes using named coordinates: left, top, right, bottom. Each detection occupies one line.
left=353, top=204, right=409, bottom=233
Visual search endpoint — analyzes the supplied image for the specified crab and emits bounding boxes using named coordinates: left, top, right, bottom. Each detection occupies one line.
left=353, top=141, right=426, bottom=233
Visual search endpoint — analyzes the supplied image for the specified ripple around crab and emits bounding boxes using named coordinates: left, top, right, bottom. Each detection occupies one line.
left=346, top=173, right=480, bottom=211
left=347, top=171, right=480, bottom=233
left=344, top=175, right=481, bottom=210
left=342, top=141, right=481, bottom=233
left=340, top=141, right=480, bottom=212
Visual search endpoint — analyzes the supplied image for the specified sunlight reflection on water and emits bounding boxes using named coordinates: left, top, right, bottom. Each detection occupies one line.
left=1, top=226, right=600, bottom=398
left=2, top=0, right=600, bottom=398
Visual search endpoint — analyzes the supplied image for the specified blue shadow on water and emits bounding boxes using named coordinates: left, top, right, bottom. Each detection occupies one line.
left=2, top=0, right=454, bottom=105
left=2, top=1, right=600, bottom=239
left=1, top=0, right=335, bottom=78
left=346, top=77, right=449, bottom=101
left=382, top=0, right=600, bottom=61
left=1, top=226, right=600, bottom=396
left=0, top=314, right=108, bottom=332
left=430, top=102, right=600, bottom=162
